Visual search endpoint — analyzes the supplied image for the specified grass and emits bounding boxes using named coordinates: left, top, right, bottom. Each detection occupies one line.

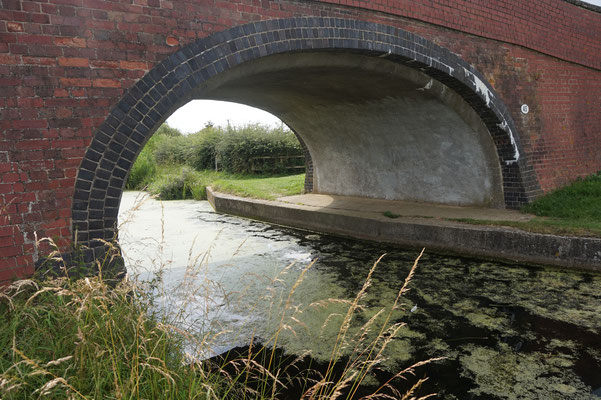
left=144, top=164, right=223, bottom=201
left=0, top=233, right=439, bottom=399
left=521, top=172, right=601, bottom=219
left=449, top=218, right=601, bottom=237
left=451, top=171, right=601, bottom=237
left=125, top=123, right=306, bottom=201
left=0, top=276, right=217, bottom=399
left=135, top=163, right=305, bottom=201
left=211, top=174, right=305, bottom=200
left=382, top=211, right=401, bottom=219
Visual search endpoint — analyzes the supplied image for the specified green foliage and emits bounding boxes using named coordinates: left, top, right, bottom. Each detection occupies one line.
left=214, top=124, right=304, bottom=174
left=522, top=171, right=601, bottom=220
left=155, top=123, right=183, bottom=137
left=125, top=131, right=163, bottom=190
left=186, top=127, right=222, bottom=171
left=0, top=277, right=215, bottom=399
left=456, top=171, right=601, bottom=237
left=128, top=122, right=304, bottom=179
left=383, top=211, right=401, bottom=219
left=145, top=165, right=216, bottom=200
left=211, top=174, right=305, bottom=200
left=153, top=134, right=189, bottom=165
left=125, top=122, right=307, bottom=200
left=125, top=148, right=156, bottom=190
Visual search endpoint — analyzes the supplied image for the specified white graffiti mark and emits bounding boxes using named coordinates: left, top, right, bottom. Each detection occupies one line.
left=462, top=66, right=520, bottom=164
left=497, top=121, right=520, bottom=164
left=463, top=67, right=492, bottom=106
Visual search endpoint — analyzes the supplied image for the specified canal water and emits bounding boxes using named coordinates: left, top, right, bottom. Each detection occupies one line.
left=119, top=191, right=601, bottom=399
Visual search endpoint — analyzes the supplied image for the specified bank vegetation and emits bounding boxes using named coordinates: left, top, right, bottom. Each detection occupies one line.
left=125, top=123, right=306, bottom=201
left=0, top=239, right=438, bottom=399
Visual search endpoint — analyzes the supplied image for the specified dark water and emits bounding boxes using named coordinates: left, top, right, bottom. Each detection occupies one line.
left=120, top=193, right=601, bottom=399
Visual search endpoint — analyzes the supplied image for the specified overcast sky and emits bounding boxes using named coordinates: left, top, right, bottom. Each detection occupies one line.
left=584, top=0, right=601, bottom=5
left=166, top=100, right=282, bottom=133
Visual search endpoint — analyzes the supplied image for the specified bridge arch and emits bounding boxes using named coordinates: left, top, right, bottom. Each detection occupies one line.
left=72, top=17, right=537, bottom=250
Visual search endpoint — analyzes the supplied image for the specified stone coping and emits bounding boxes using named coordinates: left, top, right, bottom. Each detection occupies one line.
left=206, top=188, right=601, bottom=272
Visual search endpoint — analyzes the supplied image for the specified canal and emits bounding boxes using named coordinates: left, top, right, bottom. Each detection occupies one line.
left=119, top=191, right=601, bottom=399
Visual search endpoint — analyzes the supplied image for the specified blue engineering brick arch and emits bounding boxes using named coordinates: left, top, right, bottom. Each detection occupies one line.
left=72, top=17, right=540, bottom=253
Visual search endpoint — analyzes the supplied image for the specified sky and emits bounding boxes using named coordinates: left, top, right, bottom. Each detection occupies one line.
left=584, top=0, right=601, bottom=5
left=166, top=100, right=283, bottom=133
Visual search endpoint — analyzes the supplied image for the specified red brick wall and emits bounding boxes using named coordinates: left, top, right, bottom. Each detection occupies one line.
left=1, top=0, right=601, bottom=283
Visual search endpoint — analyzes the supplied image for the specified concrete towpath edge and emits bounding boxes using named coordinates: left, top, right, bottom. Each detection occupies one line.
left=206, top=188, right=601, bottom=272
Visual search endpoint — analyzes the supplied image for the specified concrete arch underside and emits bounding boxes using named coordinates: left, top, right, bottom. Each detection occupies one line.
left=73, top=17, right=539, bottom=253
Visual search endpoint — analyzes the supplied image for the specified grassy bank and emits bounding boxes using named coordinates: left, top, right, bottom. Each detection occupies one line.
left=0, top=276, right=218, bottom=399
left=211, top=173, right=305, bottom=200
left=0, top=243, right=437, bottom=399
left=126, top=123, right=306, bottom=201
left=454, top=171, right=601, bottom=237
left=137, top=163, right=305, bottom=201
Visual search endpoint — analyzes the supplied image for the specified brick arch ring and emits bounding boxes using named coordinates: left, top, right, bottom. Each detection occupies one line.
left=72, top=17, right=540, bottom=256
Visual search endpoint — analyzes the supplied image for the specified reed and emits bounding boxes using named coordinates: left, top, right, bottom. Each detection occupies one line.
left=1, top=233, right=440, bottom=399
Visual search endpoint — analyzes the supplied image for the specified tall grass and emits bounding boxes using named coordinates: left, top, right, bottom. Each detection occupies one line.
left=0, top=273, right=216, bottom=398
left=1, top=234, right=439, bottom=399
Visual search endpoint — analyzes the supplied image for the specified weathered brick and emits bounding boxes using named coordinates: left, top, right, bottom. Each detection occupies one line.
left=60, top=77, right=92, bottom=87
left=92, top=78, right=121, bottom=88
left=58, top=57, right=90, bottom=67
left=119, top=60, right=148, bottom=70
left=7, top=22, right=24, bottom=32
left=54, top=36, right=87, bottom=47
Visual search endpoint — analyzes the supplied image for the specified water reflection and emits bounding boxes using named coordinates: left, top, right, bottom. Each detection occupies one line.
left=119, top=192, right=601, bottom=399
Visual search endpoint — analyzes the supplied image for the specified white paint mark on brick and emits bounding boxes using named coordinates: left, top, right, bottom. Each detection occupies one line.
left=464, top=67, right=492, bottom=106
left=497, top=121, right=520, bottom=164
left=462, top=66, right=520, bottom=164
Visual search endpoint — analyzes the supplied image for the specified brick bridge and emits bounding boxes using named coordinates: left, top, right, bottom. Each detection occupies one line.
left=2, top=0, right=601, bottom=283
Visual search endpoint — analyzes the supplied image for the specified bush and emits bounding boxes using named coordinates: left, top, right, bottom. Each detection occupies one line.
left=125, top=122, right=306, bottom=194
left=125, top=149, right=156, bottom=190
left=215, top=124, right=304, bottom=174
left=153, top=134, right=189, bottom=165
left=125, top=133, right=165, bottom=190
left=145, top=166, right=225, bottom=200
left=186, top=127, right=222, bottom=171
left=155, top=123, right=183, bottom=137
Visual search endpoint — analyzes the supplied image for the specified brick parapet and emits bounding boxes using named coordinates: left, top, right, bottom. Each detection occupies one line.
left=316, top=0, right=601, bottom=71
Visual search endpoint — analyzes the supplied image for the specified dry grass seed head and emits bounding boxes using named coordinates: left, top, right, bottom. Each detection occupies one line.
left=44, top=356, right=73, bottom=368
left=140, top=359, right=176, bottom=386
left=319, top=313, right=345, bottom=335
left=0, top=291, right=14, bottom=311
left=34, top=377, right=69, bottom=397
left=7, top=279, right=39, bottom=298
left=0, top=376, right=23, bottom=394
left=24, top=286, right=64, bottom=307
